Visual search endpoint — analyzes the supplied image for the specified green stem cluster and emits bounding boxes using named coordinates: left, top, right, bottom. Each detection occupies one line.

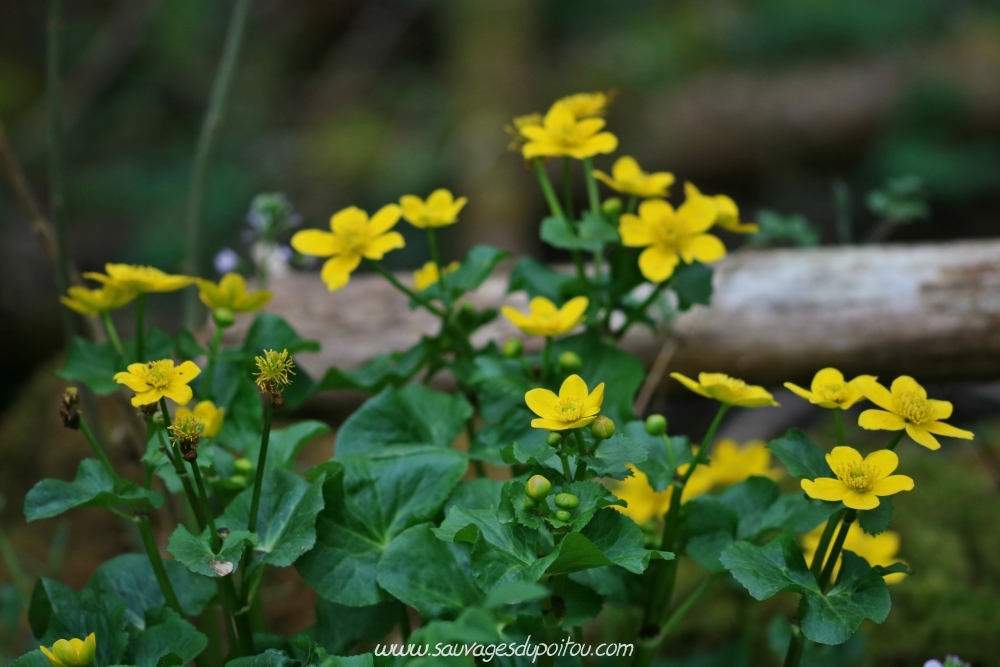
left=202, top=325, right=227, bottom=400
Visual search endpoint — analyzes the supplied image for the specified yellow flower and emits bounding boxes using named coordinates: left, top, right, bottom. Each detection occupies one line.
left=613, top=463, right=712, bottom=524
left=40, top=633, right=96, bottom=667
left=707, top=438, right=781, bottom=487
left=196, top=273, right=271, bottom=312
left=505, top=113, right=543, bottom=150
left=113, top=359, right=201, bottom=407
left=84, top=264, right=195, bottom=293
left=802, top=522, right=907, bottom=585
left=619, top=197, right=725, bottom=283
left=592, top=156, right=675, bottom=198
left=399, top=189, right=468, bottom=229
left=685, top=183, right=758, bottom=234
left=801, top=446, right=913, bottom=511
left=501, top=296, right=588, bottom=337
left=784, top=368, right=874, bottom=410
left=290, top=204, right=404, bottom=292
left=60, top=284, right=136, bottom=316
left=671, top=372, right=779, bottom=408
left=520, top=101, right=618, bottom=160
left=557, top=90, right=614, bottom=119
left=856, top=376, right=974, bottom=451
left=175, top=400, right=225, bottom=438
left=413, top=261, right=460, bottom=291
left=525, top=374, right=604, bottom=431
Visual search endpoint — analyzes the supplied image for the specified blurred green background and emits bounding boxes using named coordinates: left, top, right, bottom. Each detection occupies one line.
left=3, top=1, right=1000, bottom=664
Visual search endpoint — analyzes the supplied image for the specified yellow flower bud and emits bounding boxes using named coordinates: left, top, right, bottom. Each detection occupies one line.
left=526, top=475, right=552, bottom=501
left=40, top=633, right=96, bottom=667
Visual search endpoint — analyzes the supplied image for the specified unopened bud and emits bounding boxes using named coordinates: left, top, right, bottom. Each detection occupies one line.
left=229, top=474, right=247, bottom=487
left=546, top=432, right=562, bottom=447
left=59, top=388, right=80, bottom=430
left=502, top=338, right=524, bottom=358
left=591, top=416, right=616, bottom=440
left=645, top=414, right=667, bottom=436
left=554, top=493, right=579, bottom=509
left=168, top=415, right=203, bottom=462
left=526, top=475, right=552, bottom=500
left=554, top=510, right=572, bottom=522
left=601, top=197, right=623, bottom=218
left=213, top=308, right=236, bottom=328
left=254, top=349, right=295, bottom=405
left=557, top=351, right=583, bottom=373
left=233, top=458, right=253, bottom=474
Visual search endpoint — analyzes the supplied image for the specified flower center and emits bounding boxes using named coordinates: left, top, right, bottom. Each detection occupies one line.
left=554, top=397, right=584, bottom=422
left=896, top=390, right=930, bottom=424
left=819, top=382, right=849, bottom=403
left=139, top=361, right=172, bottom=389
left=835, top=462, right=877, bottom=493
left=652, top=218, right=687, bottom=250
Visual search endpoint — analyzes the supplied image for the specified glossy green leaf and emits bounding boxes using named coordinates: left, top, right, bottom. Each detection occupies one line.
left=552, top=331, right=645, bottom=427
left=29, top=578, right=129, bottom=667
left=857, top=497, right=893, bottom=536
left=580, top=432, right=647, bottom=480
left=127, top=608, right=207, bottom=667
left=626, top=422, right=693, bottom=493
left=8, top=651, right=49, bottom=667
left=767, top=429, right=834, bottom=480
left=541, top=216, right=610, bottom=252
left=671, top=260, right=714, bottom=310
left=242, top=313, right=320, bottom=356
left=167, top=526, right=257, bottom=578
left=507, top=257, right=578, bottom=302
left=438, top=245, right=510, bottom=296
left=312, top=598, right=400, bottom=656
left=57, top=337, right=122, bottom=394
left=225, top=649, right=299, bottom=667
left=244, top=420, right=330, bottom=472
left=25, top=459, right=163, bottom=522
left=173, top=329, right=206, bottom=361
left=316, top=341, right=427, bottom=393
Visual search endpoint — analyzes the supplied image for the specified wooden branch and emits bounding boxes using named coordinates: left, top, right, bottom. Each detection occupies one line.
left=238, top=240, right=1000, bottom=400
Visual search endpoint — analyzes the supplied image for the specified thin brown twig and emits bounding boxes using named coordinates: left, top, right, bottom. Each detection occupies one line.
left=633, top=336, right=679, bottom=416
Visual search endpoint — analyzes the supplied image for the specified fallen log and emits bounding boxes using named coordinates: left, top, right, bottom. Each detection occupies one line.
left=237, top=239, right=1000, bottom=402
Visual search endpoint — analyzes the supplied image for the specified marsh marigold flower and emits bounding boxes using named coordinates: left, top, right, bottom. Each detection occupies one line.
left=593, top=156, right=675, bottom=199
left=399, top=189, right=467, bottom=228
left=175, top=400, right=225, bottom=438
left=60, top=284, right=136, bottom=316
left=620, top=196, right=725, bottom=283
left=707, top=439, right=781, bottom=486
left=802, top=522, right=907, bottom=585
left=557, top=90, right=615, bottom=119
left=114, top=359, right=201, bottom=407
left=291, top=204, right=404, bottom=291
left=855, top=376, right=973, bottom=450
left=84, top=263, right=194, bottom=293
left=196, top=273, right=271, bottom=313
left=413, top=261, right=460, bottom=291
left=671, top=372, right=779, bottom=408
left=505, top=113, right=543, bottom=151
left=40, top=633, right=96, bottom=667
left=801, top=446, right=913, bottom=510
left=685, top=183, right=758, bottom=234
left=613, top=464, right=712, bottom=524
left=525, top=374, right=604, bottom=431
left=502, top=296, right=588, bottom=337
left=520, top=101, right=618, bottom=160
left=784, top=368, right=874, bottom=410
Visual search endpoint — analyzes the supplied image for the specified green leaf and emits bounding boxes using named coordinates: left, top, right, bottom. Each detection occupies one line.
left=857, top=497, right=893, bottom=536
left=167, top=526, right=257, bottom=578
left=541, top=216, right=603, bottom=252
left=242, top=313, right=320, bottom=356
left=720, top=532, right=892, bottom=645
left=127, top=608, right=207, bottom=667
left=552, top=331, right=645, bottom=427
left=580, top=432, right=647, bottom=480
left=25, top=459, right=163, bottom=522
left=225, top=649, right=299, bottom=667
left=57, top=337, right=122, bottom=394
left=29, top=578, right=129, bottom=666
left=377, top=523, right=482, bottom=618
left=312, top=598, right=400, bottom=656
left=508, top=257, right=578, bottom=302
left=442, top=245, right=510, bottom=295
left=87, top=554, right=215, bottom=628
left=9, top=651, right=50, bottom=667
left=335, top=385, right=473, bottom=455
left=244, top=421, right=331, bottom=472
left=219, top=468, right=326, bottom=569
left=173, top=329, right=206, bottom=361
left=671, top=260, right=714, bottom=310
left=578, top=212, right=621, bottom=244
left=551, top=508, right=671, bottom=575
left=315, top=341, right=427, bottom=393
left=767, top=429, right=833, bottom=480
left=445, top=478, right=504, bottom=513
left=626, top=421, right=693, bottom=493
left=296, top=448, right=468, bottom=606
left=213, top=358, right=264, bottom=453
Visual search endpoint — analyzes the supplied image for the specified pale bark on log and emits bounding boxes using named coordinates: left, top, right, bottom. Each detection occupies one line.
left=231, top=240, right=1000, bottom=400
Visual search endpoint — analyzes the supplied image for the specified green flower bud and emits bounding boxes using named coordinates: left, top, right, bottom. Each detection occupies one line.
left=526, top=475, right=552, bottom=500
left=645, top=414, right=667, bottom=436
left=555, top=510, right=572, bottom=522
left=229, top=474, right=247, bottom=487
left=591, top=416, right=616, bottom=440
left=601, top=197, right=623, bottom=218
left=557, top=351, right=583, bottom=373
left=554, top=493, right=579, bottom=509
left=546, top=432, right=563, bottom=446
left=233, top=457, right=253, bottom=474
left=213, top=307, right=236, bottom=328
left=502, top=338, right=524, bottom=358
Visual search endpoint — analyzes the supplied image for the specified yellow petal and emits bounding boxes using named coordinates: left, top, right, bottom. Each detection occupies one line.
left=161, top=383, right=194, bottom=406
left=619, top=214, right=655, bottom=247
left=531, top=417, right=574, bottom=431
left=559, top=374, right=589, bottom=400
left=331, top=206, right=368, bottom=235
left=291, top=229, right=337, bottom=257
left=677, top=196, right=717, bottom=233
left=525, top=388, right=560, bottom=420
left=585, top=382, right=605, bottom=412
left=905, top=424, right=941, bottom=450
left=858, top=409, right=906, bottom=431
left=926, top=399, right=953, bottom=421
left=842, top=491, right=880, bottom=511
left=132, top=388, right=163, bottom=407
left=872, top=475, right=914, bottom=496
left=923, top=420, right=973, bottom=440
left=827, top=446, right=863, bottom=470
left=670, top=372, right=711, bottom=399
left=565, top=415, right=599, bottom=429
left=501, top=305, right=530, bottom=329
left=362, top=231, right=406, bottom=260
left=784, top=382, right=818, bottom=403
left=801, top=477, right=849, bottom=502
left=368, top=204, right=402, bottom=235
left=810, top=368, right=845, bottom=393
left=174, top=360, right=202, bottom=383
left=856, top=377, right=896, bottom=412
left=321, top=255, right=361, bottom=292
left=678, top=234, right=726, bottom=265
left=612, top=156, right=642, bottom=181
left=114, top=372, right=150, bottom=393
left=864, top=449, right=899, bottom=478
left=637, top=198, right=674, bottom=220
left=890, top=375, right=926, bottom=400
left=638, top=245, right=679, bottom=283
left=559, top=296, right=589, bottom=330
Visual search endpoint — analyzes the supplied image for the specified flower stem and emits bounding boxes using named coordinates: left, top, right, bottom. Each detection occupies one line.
left=582, top=157, right=606, bottom=285
left=562, top=158, right=574, bottom=221
left=817, top=509, right=857, bottom=591
left=102, top=312, right=125, bottom=357
left=809, top=510, right=843, bottom=580
left=189, top=462, right=220, bottom=547
left=638, top=572, right=721, bottom=656
left=782, top=621, right=806, bottom=667
left=616, top=281, right=668, bottom=340
left=887, top=431, right=905, bottom=451
left=627, top=196, right=639, bottom=214
left=238, top=398, right=274, bottom=619
left=158, top=399, right=207, bottom=530
left=135, top=293, right=146, bottom=363
left=202, top=325, right=226, bottom=400
left=533, top=158, right=565, bottom=220
left=833, top=408, right=845, bottom=447
left=541, top=336, right=552, bottom=381
left=78, top=417, right=120, bottom=490
left=682, top=404, right=730, bottom=484
left=426, top=228, right=453, bottom=315
left=137, top=515, right=184, bottom=615
left=366, top=259, right=445, bottom=317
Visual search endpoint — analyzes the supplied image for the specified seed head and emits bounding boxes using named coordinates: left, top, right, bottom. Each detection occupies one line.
left=169, top=415, right=203, bottom=461
left=60, top=387, right=80, bottom=430
left=254, top=349, right=295, bottom=405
